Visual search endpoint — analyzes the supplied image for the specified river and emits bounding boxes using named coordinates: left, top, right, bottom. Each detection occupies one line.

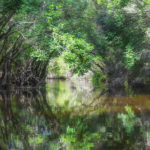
left=0, top=79, right=150, bottom=150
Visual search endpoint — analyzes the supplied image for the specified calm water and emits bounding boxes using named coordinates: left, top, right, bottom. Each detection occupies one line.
left=1, top=80, right=150, bottom=150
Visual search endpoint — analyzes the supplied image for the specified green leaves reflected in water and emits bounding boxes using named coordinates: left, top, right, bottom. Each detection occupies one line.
left=118, top=106, right=140, bottom=134
left=60, top=118, right=100, bottom=150
left=0, top=81, right=150, bottom=150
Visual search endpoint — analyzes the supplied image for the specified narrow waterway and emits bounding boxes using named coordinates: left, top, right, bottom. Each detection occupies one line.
left=0, top=80, right=150, bottom=150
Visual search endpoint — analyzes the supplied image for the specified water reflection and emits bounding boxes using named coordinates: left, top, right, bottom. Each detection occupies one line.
left=0, top=88, right=59, bottom=150
left=0, top=80, right=150, bottom=149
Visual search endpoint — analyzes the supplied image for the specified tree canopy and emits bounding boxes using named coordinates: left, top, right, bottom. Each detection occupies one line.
left=0, top=0, right=150, bottom=88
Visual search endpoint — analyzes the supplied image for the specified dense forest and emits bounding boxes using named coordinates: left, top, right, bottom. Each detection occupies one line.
left=1, top=0, right=150, bottom=150
left=0, top=0, right=150, bottom=90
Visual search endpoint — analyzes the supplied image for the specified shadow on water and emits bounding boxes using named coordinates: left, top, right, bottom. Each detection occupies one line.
left=0, top=80, right=150, bottom=149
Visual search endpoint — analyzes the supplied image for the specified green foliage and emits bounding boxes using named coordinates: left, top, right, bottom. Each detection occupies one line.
left=29, top=135, right=45, bottom=145
left=124, top=45, right=139, bottom=69
left=64, top=37, right=94, bottom=75
left=124, top=80, right=133, bottom=95
left=92, top=72, right=107, bottom=89
left=101, top=106, right=145, bottom=149
left=0, top=0, right=150, bottom=87
left=118, top=106, right=139, bottom=134
left=60, top=118, right=100, bottom=150
left=107, top=0, right=131, bottom=9
left=48, top=55, right=70, bottom=77
left=23, top=0, right=95, bottom=76
left=0, top=0, right=24, bottom=13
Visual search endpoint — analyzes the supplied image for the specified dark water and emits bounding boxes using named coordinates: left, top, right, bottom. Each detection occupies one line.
left=0, top=80, right=150, bottom=150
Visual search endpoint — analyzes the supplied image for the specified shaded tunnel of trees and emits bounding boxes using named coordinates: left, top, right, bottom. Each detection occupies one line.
left=0, top=0, right=150, bottom=90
